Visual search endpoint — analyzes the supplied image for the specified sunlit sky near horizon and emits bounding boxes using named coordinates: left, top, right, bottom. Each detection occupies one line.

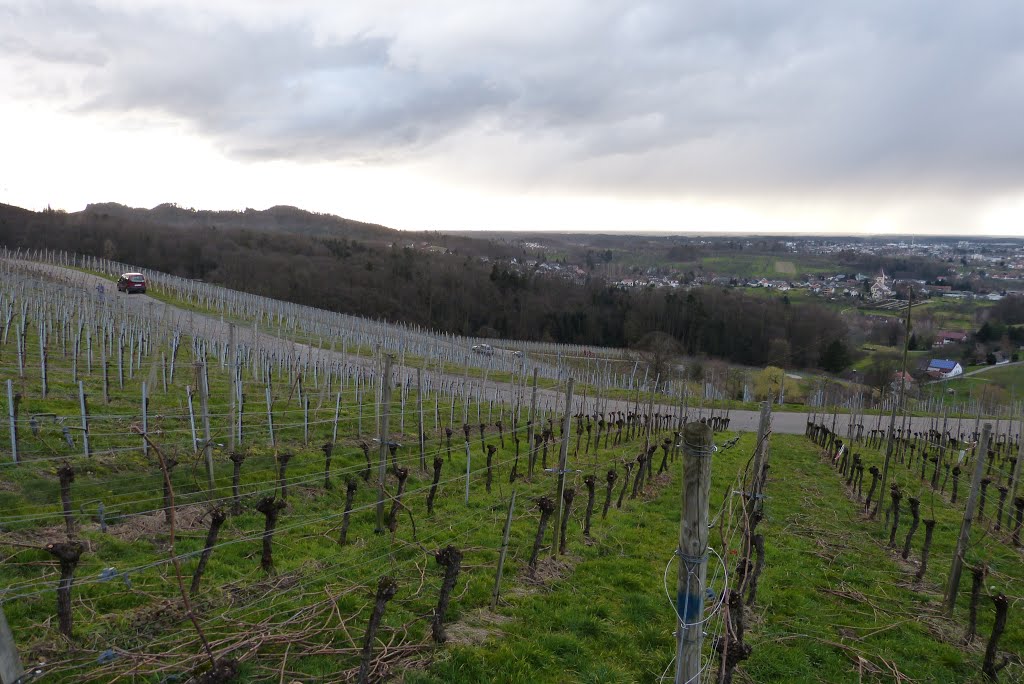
left=3, top=1, right=1024, bottom=235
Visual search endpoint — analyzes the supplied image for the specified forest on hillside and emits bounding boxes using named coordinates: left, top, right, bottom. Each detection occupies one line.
left=0, top=203, right=850, bottom=371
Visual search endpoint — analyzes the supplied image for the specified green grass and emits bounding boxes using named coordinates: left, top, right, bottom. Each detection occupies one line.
left=4, top=262, right=1023, bottom=682
left=409, top=429, right=1024, bottom=683
left=699, top=255, right=843, bottom=279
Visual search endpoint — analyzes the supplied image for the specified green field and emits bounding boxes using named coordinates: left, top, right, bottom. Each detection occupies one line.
left=699, top=254, right=843, bottom=279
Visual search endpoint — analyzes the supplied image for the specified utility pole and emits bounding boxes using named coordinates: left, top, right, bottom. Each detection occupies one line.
left=946, top=423, right=992, bottom=615
left=551, top=378, right=575, bottom=558
left=375, top=355, right=393, bottom=534
left=675, top=421, right=714, bottom=684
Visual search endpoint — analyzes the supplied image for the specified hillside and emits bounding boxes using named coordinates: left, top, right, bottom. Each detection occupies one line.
left=80, top=201, right=399, bottom=242
left=0, top=202, right=850, bottom=372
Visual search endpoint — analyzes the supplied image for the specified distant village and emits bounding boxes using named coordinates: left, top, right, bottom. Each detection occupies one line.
left=401, top=237, right=1024, bottom=304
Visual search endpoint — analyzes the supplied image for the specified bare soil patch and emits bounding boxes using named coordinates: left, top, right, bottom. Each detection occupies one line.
left=445, top=607, right=514, bottom=646
left=775, top=260, right=797, bottom=274
left=107, top=504, right=208, bottom=543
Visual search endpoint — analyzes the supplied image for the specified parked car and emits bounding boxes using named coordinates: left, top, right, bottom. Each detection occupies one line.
left=472, top=344, right=494, bottom=356
left=117, top=272, right=147, bottom=294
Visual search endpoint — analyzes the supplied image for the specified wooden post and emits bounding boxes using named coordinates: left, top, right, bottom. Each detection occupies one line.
left=228, top=323, right=236, bottom=452
left=237, top=375, right=244, bottom=445
left=6, top=380, right=17, bottom=464
left=551, top=378, right=575, bottom=558
left=751, top=401, right=771, bottom=499
left=101, top=335, right=109, bottom=404
left=375, top=355, right=393, bottom=534
left=199, top=362, right=214, bottom=490
left=490, top=490, right=517, bottom=609
left=464, top=437, right=473, bottom=505
left=186, top=385, right=198, bottom=453
left=332, top=388, right=341, bottom=444
left=39, top=333, right=47, bottom=399
left=1009, top=413, right=1024, bottom=520
left=141, top=381, right=148, bottom=457
left=117, top=332, right=124, bottom=389
left=946, top=422, right=992, bottom=615
left=675, top=421, right=714, bottom=684
left=0, top=604, right=24, bottom=684
left=78, top=380, right=90, bottom=458
left=526, top=369, right=539, bottom=479
left=418, top=368, right=426, bottom=472
left=643, top=374, right=658, bottom=474
left=265, top=384, right=275, bottom=448
left=303, top=395, right=310, bottom=445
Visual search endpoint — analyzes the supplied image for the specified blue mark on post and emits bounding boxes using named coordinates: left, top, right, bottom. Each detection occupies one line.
left=676, top=591, right=705, bottom=623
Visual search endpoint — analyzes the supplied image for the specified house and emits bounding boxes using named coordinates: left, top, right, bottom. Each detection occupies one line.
left=890, top=371, right=915, bottom=392
left=933, top=331, right=968, bottom=347
left=994, top=352, right=1010, bottom=366
left=926, top=359, right=963, bottom=378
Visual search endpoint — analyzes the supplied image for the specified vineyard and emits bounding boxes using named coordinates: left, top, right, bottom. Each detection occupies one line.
left=1, top=252, right=1023, bottom=683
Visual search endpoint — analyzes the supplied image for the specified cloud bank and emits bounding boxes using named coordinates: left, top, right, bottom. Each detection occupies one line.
left=3, top=0, right=1024, bottom=230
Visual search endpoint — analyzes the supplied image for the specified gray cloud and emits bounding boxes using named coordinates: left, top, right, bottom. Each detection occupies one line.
left=4, top=0, right=1024, bottom=198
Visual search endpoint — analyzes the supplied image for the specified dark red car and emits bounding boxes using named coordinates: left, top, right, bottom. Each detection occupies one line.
left=117, top=272, right=147, bottom=294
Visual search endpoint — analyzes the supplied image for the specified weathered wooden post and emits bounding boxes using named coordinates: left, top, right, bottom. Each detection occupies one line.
left=945, top=422, right=991, bottom=615
left=526, top=368, right=539, bottom=479
left=1008, top=413, right=1024, bottom=525
left=551, top=378, right=575, bottom=558
left=375, top=355, right=393, bottom=534
left=6, top=380, right=17, bottom=464
left=417, top=368, right=426, bottom=472
left=228, top=323, right=236, bottom=452
left=490, top=490, right=516, bottom=609
left=642, top=375, right=658, bottom=484
left=141, top=381, right=148, bottom=458
left=101, top=338, right=109, bottom=404
left=675, top=421, right=714, bottom=684
left=77, top=380, right=90, bottom=458
left=199, top=362, right=214, bottom=490
left=751, top=401, right=771, bottom=500
left=265, top=384, right=276, bottom=448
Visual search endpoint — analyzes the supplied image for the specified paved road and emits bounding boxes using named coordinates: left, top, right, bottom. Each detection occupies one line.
left=10, top=259, right=1015, bottom=439
left=686, top=408, right=1006, bottom=439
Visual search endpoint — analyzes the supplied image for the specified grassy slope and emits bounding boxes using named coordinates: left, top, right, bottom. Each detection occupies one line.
left=408, top=431, right=1024, bottom=683
left=3, top=271, right=1022, bottom=682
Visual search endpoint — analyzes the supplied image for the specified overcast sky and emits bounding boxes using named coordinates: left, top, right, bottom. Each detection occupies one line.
left=3, top=1, right=1024, bottom=234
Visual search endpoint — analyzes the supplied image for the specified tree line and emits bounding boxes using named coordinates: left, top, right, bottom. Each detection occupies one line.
left=0, top=203, right=851, bottom=371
